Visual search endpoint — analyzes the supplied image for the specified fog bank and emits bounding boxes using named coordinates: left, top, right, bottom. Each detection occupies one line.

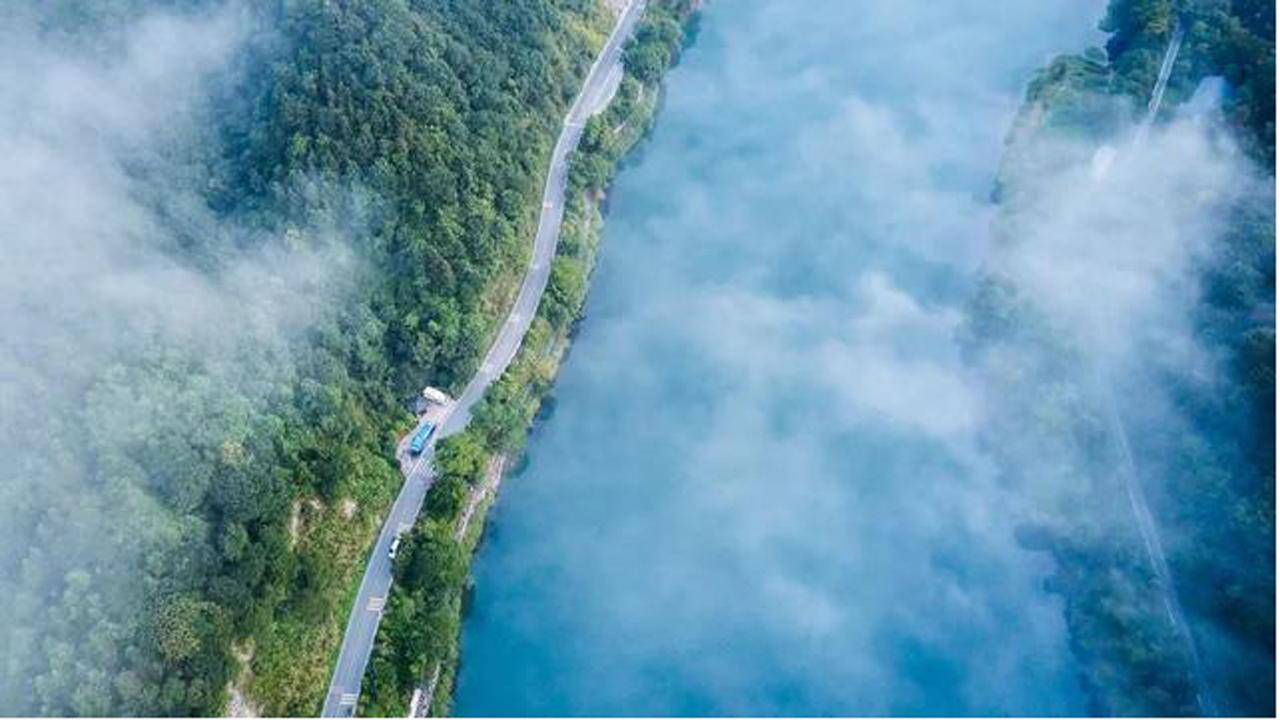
left=0, top=3, right=357, bottom=711
left=456, top=0, right=1114, bottom=714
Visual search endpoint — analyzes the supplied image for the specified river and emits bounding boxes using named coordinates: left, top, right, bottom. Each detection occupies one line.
left=456, top=0, right=1107, bottom=714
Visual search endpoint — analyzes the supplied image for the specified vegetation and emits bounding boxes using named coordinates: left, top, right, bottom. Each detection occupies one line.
left=1103, top=0, right=1274, bottom=162
left=357, top=2, right=696, bottom=715
left=970, top=0, right=1274, bottom=714
left=0, top=0, right=623, bottom=715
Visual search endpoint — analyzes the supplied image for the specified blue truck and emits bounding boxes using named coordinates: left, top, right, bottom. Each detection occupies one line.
left=409, top=422, right=436, bottom=455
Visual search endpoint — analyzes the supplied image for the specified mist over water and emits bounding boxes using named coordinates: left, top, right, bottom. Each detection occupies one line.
left=455, top=0, right=1112, bottom=714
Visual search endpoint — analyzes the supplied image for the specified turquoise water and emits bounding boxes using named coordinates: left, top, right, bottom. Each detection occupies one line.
left=456, top=1, right=1107, bottom=714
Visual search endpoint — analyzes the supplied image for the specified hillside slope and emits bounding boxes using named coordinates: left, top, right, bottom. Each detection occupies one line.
left=0, top=0, right=612, bottom=714
left=966, top=0, right=1274, bottom=714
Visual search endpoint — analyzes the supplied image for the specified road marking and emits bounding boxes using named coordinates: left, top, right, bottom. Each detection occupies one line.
left=543, top=200, right=553, bottom=209
left=340, top=693, right=358, bottom=705
left=397, top=522, right=412, bottom=534
left=367, top=597, right=385, bottom=612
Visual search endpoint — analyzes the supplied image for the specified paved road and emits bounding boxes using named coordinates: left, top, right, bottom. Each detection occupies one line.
left=320, top=2, right=645, bottom=716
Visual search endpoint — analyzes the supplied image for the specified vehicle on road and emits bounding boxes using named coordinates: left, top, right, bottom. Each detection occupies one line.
left=388, top=535, right=402, bottom=560
left=409, top=423, right=435, bottom=455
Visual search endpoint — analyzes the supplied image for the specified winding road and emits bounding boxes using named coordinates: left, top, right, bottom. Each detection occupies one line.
left=319, top=2, right=645, bottom=715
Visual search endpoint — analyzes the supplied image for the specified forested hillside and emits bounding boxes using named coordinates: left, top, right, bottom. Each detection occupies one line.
left=967, top=0, right=1274, bottom=714
left=0, top=0, right=611, bottom=715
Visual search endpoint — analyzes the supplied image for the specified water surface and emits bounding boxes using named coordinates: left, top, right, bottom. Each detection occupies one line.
left=457, top=1, right=1107, bottom=714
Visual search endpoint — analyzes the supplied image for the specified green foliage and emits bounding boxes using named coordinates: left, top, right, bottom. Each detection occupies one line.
left=433, top=433, right=489, bottom=487
left=358, top=2, right=699, bottom=714
left=1099, top=0, right=1274, bottom=161
left=1101, top=0, right=1177, bottom=47
left=395, top=522, right=468, bottom=607
left=425, top=476, right=468, bottom=522
left=1189, top=0, right=1275, bottom=162
left=623, top=0, right=689, bottom=82
left=360, top=520, right=468, bottom=717
left=234, top=0, right=605, bottom=396
left=970, top=0, right=1276, bottom=714
left=373, top=518, right=468, bottom=700
left=150, top=596, right=215, bottom=665
left=0, top=0, right=609, bottom=715
left=544, top=257, right=590, bottom=328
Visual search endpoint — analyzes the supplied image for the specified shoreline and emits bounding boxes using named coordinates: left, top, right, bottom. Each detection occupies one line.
left=353, top=1, right=702, bottom=715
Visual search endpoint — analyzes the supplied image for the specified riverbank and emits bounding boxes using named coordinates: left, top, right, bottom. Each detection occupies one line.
left=449, top=1, right=1119, bottom=713
left=965, top=0, right=1275, bottom=713
left=355, top=2, right=700, bottom=716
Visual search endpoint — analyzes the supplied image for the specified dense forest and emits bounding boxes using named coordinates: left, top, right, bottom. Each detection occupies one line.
left=0, top=0, right=616, bottom=715
left=967, top=0, right=1273, bottom=714
left=358, top=1, right=697, bottom=714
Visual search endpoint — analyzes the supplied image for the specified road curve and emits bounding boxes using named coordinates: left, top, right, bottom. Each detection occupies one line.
left=319, top=2, right=645, bottom=715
